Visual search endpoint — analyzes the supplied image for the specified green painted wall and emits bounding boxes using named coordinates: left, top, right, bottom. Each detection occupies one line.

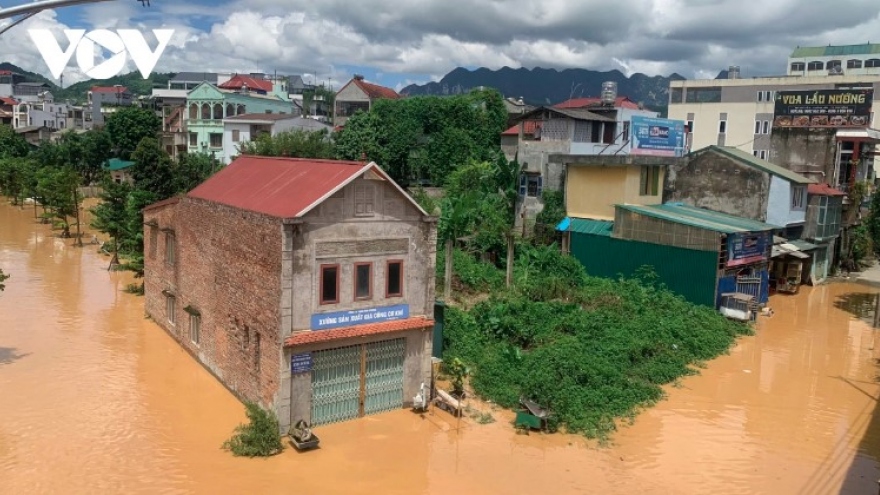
left=570, top=233, right=720, bottom=307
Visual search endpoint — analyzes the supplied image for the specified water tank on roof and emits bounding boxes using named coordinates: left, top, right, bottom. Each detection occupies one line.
left=600, top=81, right=617, bottom=105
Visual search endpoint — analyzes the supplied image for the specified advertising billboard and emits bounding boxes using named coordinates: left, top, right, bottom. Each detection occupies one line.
left=726, top=232, right=770, bottom=268
left=631, top=116, right=686, bottom=157
left=773, top=89, right=873, bottom=128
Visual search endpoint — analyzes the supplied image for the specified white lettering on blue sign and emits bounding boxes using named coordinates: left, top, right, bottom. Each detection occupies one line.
left=310, top=304, right=410, bottom=331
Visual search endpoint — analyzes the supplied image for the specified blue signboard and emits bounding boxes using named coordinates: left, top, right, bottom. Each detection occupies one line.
left=727, top=232, right=769, bottom=267
left=631, top=116, right=686, bottom=157
left=291, top=353, right=313, bottom=374
left=310, top=304, right=410, bottom=331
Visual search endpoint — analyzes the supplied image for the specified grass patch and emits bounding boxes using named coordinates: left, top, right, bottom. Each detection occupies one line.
left=443, top=243, right=751, bottom=441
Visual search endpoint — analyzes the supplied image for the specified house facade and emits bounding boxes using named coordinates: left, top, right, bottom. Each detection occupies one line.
left=334, top=75, right=400, bottom=127
left=13, top=99, right=69, bottom=131
left=787, top=44, right=880, bottom=77
left=87, top=86, right=134, bottom=128
left=184, top=82, right=295, bottom=156
left=143, top=156, right=437, bottom=433
left=221, top=113, right=332, bottom=163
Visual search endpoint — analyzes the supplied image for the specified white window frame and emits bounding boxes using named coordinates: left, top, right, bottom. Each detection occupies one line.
left=166, top=295, right=176, bottom=325
left=755, top=120, right=761, bottom=134
left=762, top=120, right=770, bottom=134
left=791, top=185, right=806, bottom=209
left=757, top=91, right=764, bottom=102
left=718, top=120, right=727, bottom=134
left=759, top=150, right=767, bottom=160
left=190, top=314, right=200, bottom=345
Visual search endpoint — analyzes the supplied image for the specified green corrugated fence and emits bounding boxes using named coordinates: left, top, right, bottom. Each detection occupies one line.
left=570, top=233, right=719, bottom=307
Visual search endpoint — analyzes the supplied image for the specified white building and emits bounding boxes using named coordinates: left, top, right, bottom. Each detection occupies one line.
left=13, top=99, right=69, bottom=131
left=221, top=113, right=332, bottom=163
left=788, top=44, right=880, bottom=77
left=667, top=73, right=880, bottom=160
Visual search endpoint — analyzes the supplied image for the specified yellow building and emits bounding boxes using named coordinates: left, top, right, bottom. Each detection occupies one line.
left=551, top=154, right=671, bottom=221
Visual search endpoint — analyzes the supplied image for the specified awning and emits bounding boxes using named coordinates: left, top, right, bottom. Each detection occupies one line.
left=772, top=242, right=810, bottom=259
left=787, top=239, right=818, bottom=251
left=284, top=317, right=433, bottom=347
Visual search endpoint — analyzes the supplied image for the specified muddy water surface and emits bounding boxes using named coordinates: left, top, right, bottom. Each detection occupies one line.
left=2, top=200, right=880, bottom=494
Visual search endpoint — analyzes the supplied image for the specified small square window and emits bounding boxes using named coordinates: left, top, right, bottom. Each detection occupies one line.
left=386, top=260, right=403, bottom=297
left=354, top=262, right=372, bottom=300
left=189, top=132, right=197, bottom=146
left=209, top=133, right=222, bottom=148
left=232, top=129, right=240, bottom=142
left=354, top=184, right=375, bottom=216
left=320, top=264, right=339, bottom=304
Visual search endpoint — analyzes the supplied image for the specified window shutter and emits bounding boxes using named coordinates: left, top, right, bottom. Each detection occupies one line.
left=519, top=174, right=527, bottom=196
left=537, top=176, right=543, bottom=197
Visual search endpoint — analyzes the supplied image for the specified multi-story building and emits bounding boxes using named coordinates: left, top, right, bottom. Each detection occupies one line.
left=87, top=85, right=134, bottom=128
left=0, top=97, right=16, bottom=125
left=334, top=75, right=400, bottom=127
left=184, top=82, right=295, bottom=156
left=12, top=98, right=69, bottom=131
left=143, top=155, right=437, bottom=432
left=221, top=113, right=331, bottom=164
left=787, top=44, right=880, bottom=77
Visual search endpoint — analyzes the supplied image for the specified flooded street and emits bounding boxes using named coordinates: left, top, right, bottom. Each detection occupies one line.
left=2, top=199, right=880, bottom=494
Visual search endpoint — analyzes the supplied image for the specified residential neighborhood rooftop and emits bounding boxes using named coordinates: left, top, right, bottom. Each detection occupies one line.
left=807, top=183, right=847, bottom=197
left=91, top=86, right=129, bottom=94
left=790, top=43, right=880, bottom=58
left=223, top=113, right=299, bottom=121
left=219, top=74, right=274, bottom=92
left=554, top=96, right=641, bottom=109
left=350, top=78, right=400, bottom=100
left=696, top=146, right=816, bottom=184
left=617, top=203, right=781, bottom=234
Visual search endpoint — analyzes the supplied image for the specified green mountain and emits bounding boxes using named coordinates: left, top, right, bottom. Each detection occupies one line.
left=400, top=66, right=685, bottom=114
left=0, top=62, right=174, bottom=103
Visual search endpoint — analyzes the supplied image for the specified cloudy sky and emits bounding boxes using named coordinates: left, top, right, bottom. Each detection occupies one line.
left=1, top=0, right=880, bottom=90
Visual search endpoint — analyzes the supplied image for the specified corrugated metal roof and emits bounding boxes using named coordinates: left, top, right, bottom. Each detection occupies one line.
left=808, top=183, right=847, bottom=196
left=568, top=217, right=613, bottom=236
left=104, top=158, right=134, bottom=171
left=187, top=156, right=368, bottom=219
left=787, top=239, right=818, bottom=251
left=700, top=146, right=815, bottom=184
left=616, top=203, right=780, bottom=234
left=187, top=156, right=426, bottom=219
left=791, top=44, right=880, bottom=58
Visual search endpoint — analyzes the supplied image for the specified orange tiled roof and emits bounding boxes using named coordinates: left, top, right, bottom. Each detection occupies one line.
left=284, top=317, right=433, bottom=347
left=352, top=78, right=400, bottom=100
left=502, top=120, right=541, bottom=136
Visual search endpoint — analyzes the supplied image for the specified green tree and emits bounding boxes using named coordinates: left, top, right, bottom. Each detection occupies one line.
left=105, top=107, right=161, bottom=160
left=222, top=402, right=283, bottom=457
left=0, top=268, right=8, bottom=292
left=173, top=152, right=220, bottom=193
left=0, top=125, right=30, bottom=159
left=236, top=129, right=335, bottom=159
left=868, top=189, right=880, bottom=256
left=90, top=174, right=133, bottom=254
left=131, top=137, right=175, bottom=199
left=77, top=128, right=113, bottom=185
left=116, top=188, right=157, bottom=283
left=35, top=166, right=80, bottom=238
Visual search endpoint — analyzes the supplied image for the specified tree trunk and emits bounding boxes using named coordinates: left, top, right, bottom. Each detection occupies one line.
left=73, top=188, right=83, bottom=247
left=506, top=234, right=514, bottom=287
left=444, top=239, right=453, bottom=299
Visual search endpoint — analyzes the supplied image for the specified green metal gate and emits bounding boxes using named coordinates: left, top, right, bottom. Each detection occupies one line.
left=311, top=344, right=361, bottom=425
left=311, top=338, right=406, bottom=425
left=364, top=338, right=406, bottom=415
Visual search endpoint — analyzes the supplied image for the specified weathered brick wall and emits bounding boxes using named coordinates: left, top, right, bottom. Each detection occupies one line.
left=144, top=197, right=283, bottom=410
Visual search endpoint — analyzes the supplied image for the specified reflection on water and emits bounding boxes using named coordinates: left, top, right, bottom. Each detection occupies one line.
left=1, top=200, right=880, bottom=494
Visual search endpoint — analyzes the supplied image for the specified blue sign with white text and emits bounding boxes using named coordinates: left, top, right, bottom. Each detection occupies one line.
left=631, top=115, right=686, bottom=157
left=291, top=353, right=312, bottom=373
left=310, top=304, right=410, bottom=331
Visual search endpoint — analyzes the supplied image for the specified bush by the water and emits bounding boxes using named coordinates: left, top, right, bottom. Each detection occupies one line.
left=222, top=402, right=284, bottom=457
left=443, top=244, right=750, bottom=439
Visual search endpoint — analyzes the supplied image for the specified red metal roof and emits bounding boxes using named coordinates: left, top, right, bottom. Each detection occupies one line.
left=284, top=317, right=433, bottom=347
left=91, top=86, right=128, bottom=93
left=808, top=183, right=847, bottom=196
left=0, top=96, right=18, bottom=106
left=351, top=78, right=400, bottom=100
left=186, top=155, right=371, bottom=218
left=501, top=120, right=541, bottom=136
left=218, top=74, right=273, bottom=92
left=554, top=96, right=640, bottom=109
left=0, top=70, right=12, bottom=75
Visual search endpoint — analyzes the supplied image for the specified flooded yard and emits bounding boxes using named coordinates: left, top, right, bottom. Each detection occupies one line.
left=1, top=200, right=879, bottom=494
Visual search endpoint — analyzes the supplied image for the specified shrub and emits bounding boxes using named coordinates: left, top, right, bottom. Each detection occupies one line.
left=222, top=402, right=283, bottom=457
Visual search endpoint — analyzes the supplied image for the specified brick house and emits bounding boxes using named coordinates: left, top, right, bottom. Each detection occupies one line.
left=143, top=156, right=437, bottom=432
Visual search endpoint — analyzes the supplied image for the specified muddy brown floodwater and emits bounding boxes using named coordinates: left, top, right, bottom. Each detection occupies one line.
left=2, top=200, right=880, bottom=494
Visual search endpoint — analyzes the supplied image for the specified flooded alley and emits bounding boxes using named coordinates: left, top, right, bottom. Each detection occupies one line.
left=2, top=199, right=880, bottom=495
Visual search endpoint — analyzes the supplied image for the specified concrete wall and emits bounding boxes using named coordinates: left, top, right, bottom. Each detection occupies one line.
left=334, top=82, right=369, bottom=127
left=287, top=177, right=436, bottom=333
left=143, top=198, right=283, bottom=415
left=769, top=127, right=838, bottom=182
left=566, top=165, right=662, bottom=220
left=665, top=150, right=769, bottom=221
left=766, top=175, right=806, bottom=227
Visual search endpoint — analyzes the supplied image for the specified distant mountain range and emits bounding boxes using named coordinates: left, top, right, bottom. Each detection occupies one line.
left=401, top=66, right=687, bottom=114
left=0, top=62, right=173, bottom=104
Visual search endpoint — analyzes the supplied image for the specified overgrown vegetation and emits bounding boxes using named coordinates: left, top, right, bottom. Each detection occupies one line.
left=0, top=268, right=8, bottom=292
left=236, top=129, right=335, bottom=159
left=442, top=243, right=751, bottom=440
left=222, top=402, right=284, bottom=457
